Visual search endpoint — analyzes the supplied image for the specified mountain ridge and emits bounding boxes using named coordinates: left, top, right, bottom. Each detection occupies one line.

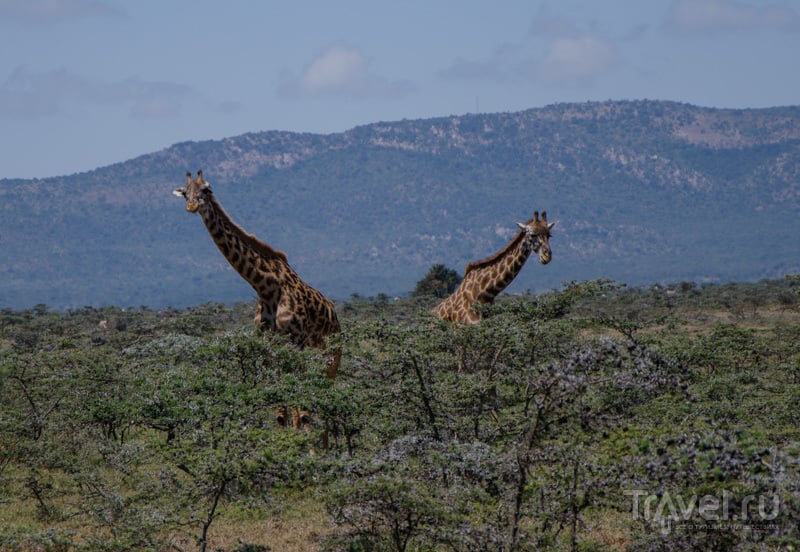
left=1, top=100, right=799, bottom=310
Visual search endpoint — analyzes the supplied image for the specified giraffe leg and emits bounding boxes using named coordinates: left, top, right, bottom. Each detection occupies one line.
left=291, top=407, right=314, bottom=435
left=275, top=406, right=289, bottom=427
left=254, top=299, right=277, bottom=331
left=254, top=299, right=265, bottom=329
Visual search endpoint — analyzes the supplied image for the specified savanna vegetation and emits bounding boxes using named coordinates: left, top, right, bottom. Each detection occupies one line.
left=1, top=276, right=799, bottom=551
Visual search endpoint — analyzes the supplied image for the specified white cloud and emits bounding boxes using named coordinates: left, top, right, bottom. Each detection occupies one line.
left=278, top=45, right=414, bottom=99
left=666, top=0, right=800, bottom=34
left=439, top=9, right=618, bottom=87
left=534, top=35, right=618, bottom=83
left=0, top=66, right=238, bottom=120
left=303, top=46, right=366, bottom=93
left=525, top=6, right=618, bottom=84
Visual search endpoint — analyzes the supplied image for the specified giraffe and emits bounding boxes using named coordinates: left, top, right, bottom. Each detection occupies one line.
left=173, top=170, right=341, bottom=433
left=433, top=211, right=555, bottom=325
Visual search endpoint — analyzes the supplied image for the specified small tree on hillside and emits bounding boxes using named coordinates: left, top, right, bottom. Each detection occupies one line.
left=412, top=264, right=461, bottom=298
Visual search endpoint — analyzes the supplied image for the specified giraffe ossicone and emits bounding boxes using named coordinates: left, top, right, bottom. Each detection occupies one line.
left=433, top=210, right=555, bottom=325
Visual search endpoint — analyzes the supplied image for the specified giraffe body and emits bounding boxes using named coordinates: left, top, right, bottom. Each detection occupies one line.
left=174, top=171, right=341, bottom=380
left=434, top=211, right=554, bottom=325
left=173, top=171, right=341, bottom=440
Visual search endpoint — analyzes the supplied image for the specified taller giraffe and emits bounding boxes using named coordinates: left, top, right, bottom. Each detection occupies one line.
left=173, top=171, right=341, bottom=380
left=433, top=210, right=555, bottom=325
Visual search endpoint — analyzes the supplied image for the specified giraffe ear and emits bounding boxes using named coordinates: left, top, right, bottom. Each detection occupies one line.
left=547, top=222, right=556, bottom=230
left=196, top=172, right=211, bottom=190
left=516, top=222, right=526, bottom=230
left=173, top=188, right=186, bottom=198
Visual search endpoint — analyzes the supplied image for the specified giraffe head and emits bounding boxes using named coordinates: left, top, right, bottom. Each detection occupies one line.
left=517, top=211, right=555, bottom=264
left=172, top=170, right=210, bottom=213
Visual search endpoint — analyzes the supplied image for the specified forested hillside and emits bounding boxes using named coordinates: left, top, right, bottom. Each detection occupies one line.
left=1, top=100, right=799, bottom=309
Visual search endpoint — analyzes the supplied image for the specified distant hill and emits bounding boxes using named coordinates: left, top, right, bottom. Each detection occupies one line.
left=1, top=100, right=799, bottom=310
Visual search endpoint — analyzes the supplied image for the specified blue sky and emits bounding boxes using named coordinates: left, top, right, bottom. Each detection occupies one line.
left=1, top=0, right=799, bottom=179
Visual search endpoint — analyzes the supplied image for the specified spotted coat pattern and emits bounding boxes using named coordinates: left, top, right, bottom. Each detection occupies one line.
left=174, top=171, right=341, bottom=378
left=433, top=211, right=554, bottom=325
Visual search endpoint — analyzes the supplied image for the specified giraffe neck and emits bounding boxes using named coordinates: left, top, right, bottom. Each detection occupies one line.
left=468, top=235, right=532, bottom=304
left=432, top=234, right=533, bottom=325
left=197, top=193, right=289, bottom=290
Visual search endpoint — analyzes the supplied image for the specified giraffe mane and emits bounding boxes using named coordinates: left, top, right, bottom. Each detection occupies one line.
left=240, top=226, right=289, bottom=264
left=464, top=229, right=526, bottom=275
left=208, top=193, right=289, bottom=263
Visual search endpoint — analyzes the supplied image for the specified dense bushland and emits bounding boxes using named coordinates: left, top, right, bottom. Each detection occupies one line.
left=1, top=278, right=799, bottom=551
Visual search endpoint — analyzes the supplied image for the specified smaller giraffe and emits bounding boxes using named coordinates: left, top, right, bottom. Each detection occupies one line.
left=433, top=210, right=555, bottom=325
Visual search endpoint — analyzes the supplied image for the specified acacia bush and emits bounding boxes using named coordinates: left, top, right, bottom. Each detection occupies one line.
left=0, top=279, right=798, bottom=551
